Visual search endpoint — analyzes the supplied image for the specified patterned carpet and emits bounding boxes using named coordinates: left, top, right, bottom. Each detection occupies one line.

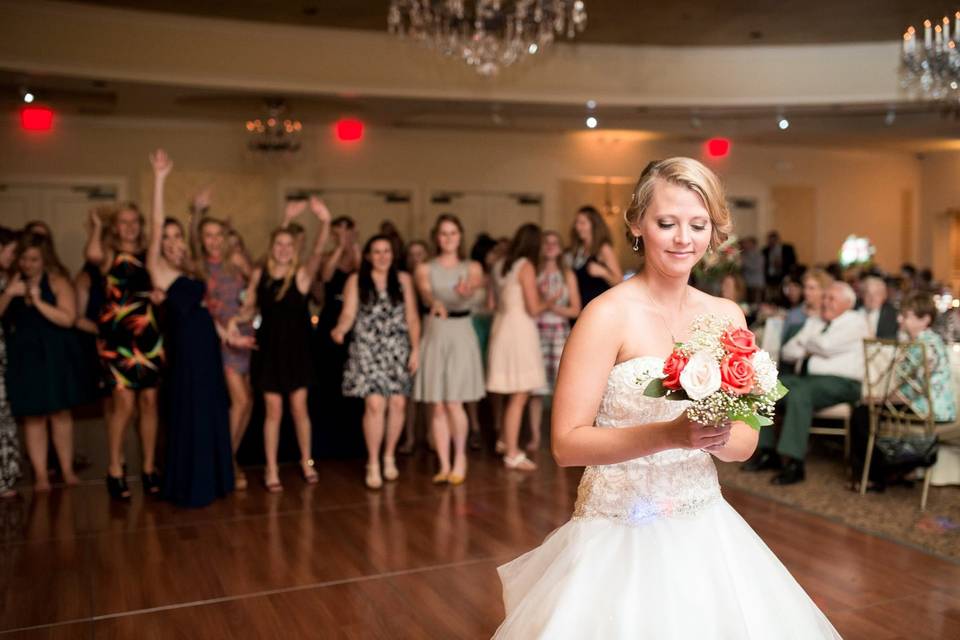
left=716, top=445, right=960, bottom=562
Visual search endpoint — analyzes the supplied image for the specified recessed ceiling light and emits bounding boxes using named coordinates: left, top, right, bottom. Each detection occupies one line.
left=23, top=92, right=34, bottom=104
left=777, top=116, right=789, bottom=130
left=528, top=43, right=539, bottom=54
left=586, top=99, right=597, bottom=110
left=585, top=116, right=598, bottom=129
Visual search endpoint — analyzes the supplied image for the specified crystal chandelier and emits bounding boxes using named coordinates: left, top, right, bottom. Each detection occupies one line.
left=387, top=1, right=588, bottom=76
left=900, top=12, right=960, bottom=105
left=245, top=100, right=303, bottom=153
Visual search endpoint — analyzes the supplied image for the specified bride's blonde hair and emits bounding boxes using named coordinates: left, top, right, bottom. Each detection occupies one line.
left=623, top=157, right=732, bottom=252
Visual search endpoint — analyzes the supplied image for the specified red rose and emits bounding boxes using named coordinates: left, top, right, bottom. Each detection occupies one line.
left=721, top=327, right=759, bottom=356
left=662, top=350, right=689, bottom=390
left=720, top=353, right=755, bottom=395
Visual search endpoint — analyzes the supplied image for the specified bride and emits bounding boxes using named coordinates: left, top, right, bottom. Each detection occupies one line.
left=493, top=158, right=840, bottom=639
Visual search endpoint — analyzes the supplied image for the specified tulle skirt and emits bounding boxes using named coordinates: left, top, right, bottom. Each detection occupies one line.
left=494, top=499, right=841, bottom=639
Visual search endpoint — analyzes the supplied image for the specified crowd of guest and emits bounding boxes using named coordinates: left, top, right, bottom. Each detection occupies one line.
left=0, top=148, right=955, bottom=507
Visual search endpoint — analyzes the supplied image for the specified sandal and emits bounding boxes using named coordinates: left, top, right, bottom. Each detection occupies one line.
left=301, top=459, right=319, bottom=485
left=382, top=456, right=399, bottom=482
left=503, top=453, right=537, bottom=472
left=366, top=464, right=383, bottom=490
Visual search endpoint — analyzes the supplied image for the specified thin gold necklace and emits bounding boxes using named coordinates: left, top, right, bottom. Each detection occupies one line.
left=643, top=285, right=689, bottom=344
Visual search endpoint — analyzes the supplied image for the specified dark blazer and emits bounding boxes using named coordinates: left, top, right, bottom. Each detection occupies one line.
left=762, top=243, right=797, bottom=284
left=856, top=302, right=899, bottom=339
left=876, top=303, right=899, bottom=339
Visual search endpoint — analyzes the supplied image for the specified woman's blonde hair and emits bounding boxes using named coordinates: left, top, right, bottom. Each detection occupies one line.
left=623, top=157, right=732, bottom=252
left=802, top=267, right=834, bottom=292
left=266, top=227, right=299, bottom=301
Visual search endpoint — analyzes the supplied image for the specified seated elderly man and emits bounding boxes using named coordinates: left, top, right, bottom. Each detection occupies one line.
left=858, top=275, right=899, bottom=339
left=744, top=281, right=868, bottom=485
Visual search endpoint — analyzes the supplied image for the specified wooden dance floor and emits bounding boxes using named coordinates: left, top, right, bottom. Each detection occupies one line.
left=1, top=451, right=958, bottom=639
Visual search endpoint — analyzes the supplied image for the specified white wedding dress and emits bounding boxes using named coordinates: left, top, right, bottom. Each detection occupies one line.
left=494, top=356, right=841, bottom=639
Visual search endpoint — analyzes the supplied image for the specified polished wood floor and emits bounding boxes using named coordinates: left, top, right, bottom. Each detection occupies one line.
left=1, top=449, right=958, bottom=639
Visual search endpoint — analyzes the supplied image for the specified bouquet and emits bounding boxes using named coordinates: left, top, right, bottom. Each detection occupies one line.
left=641, top=315, right=788, bottom=430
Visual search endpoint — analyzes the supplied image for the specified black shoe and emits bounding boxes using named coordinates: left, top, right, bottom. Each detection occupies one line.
left=142, top=471, right=162, bottom=496
left=106, top=474, right=131, bottom=501
left=771, top=459, right=805, bottom=485
left=741, top=449, right=781, bottom=472
left=468, top=432, right=482, bottom=451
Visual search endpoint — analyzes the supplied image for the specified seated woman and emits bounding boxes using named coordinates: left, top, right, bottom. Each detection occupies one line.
left=851, top=291, right=956, bottom=491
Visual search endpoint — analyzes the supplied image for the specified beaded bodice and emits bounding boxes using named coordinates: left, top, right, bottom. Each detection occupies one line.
left=571, top=356, right=722, bottom=526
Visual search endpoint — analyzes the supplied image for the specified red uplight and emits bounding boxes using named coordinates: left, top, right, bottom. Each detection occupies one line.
left=705, top=137, right=731, bottom=158
left=20, top=106, right=54, bottom=131
left=335, top=118, right=363, bottom=142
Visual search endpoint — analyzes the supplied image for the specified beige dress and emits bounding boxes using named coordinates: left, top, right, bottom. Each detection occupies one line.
left=487, top=258, right=547, bottom=394
left=413, top=260, right=486, bottom=403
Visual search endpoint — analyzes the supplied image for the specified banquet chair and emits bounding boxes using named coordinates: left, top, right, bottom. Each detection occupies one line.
left=859, top=339, right=943, bottom=510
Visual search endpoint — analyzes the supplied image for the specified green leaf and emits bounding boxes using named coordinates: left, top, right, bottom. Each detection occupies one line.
left=664, top=390, right=690, bottom=401
left=643, top=378, right=668, bottom=398
left=767, top=380, right=789, bottom=402
left=729, top=412, right=772, bottom=431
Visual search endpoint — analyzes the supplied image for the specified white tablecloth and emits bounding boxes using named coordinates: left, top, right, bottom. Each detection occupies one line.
left=929, top=345, right=960, bottom=486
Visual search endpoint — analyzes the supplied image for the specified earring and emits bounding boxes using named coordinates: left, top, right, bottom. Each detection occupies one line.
left=632, top=235, right=641, bottom=252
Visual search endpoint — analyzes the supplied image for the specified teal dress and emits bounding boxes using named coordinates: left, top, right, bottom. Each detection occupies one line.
left=3, top=274, right=85, bottom=416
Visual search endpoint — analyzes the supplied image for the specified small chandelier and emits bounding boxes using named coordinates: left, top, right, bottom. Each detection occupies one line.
left=900, top=12, right=960, bottom=105
left=245, top=100, right=303, bottom=153
left=387, top=1, right=588, bottom=76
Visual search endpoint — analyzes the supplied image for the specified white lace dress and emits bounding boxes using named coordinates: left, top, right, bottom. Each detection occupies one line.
left=494, top=356, right=841, bottom=639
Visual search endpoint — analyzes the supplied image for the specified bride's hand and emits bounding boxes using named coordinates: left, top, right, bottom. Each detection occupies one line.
left=667, top=414, right=732, bottom=451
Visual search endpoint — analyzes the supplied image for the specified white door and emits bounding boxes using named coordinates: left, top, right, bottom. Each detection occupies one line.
left=0, top=181, right=121, bottom=276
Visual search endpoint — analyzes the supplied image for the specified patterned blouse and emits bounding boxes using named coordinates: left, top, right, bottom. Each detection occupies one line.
left=895, top=330, right=957, bottom=424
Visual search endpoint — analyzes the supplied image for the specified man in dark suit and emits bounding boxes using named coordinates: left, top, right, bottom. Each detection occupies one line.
left=858, top=276, right=898, bottom=339
left=762, top=231, right=797, bottom=289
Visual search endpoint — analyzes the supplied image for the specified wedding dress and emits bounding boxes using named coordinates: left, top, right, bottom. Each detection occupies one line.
left=494, top=356, right=841, bottom=639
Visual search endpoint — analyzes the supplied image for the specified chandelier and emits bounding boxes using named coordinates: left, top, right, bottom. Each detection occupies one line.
left=900, top=12, right=960, bottom=105
left=245, top=100, right=303, bottom=153
left=387, top=1, right=588, bottom=76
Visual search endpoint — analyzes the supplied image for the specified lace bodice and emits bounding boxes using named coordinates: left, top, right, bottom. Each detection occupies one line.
left=572, top=356, right=722, bottom=526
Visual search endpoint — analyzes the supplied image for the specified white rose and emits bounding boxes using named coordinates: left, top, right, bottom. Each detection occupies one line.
left=679, top=351, right=722, bottom=401
left=751, top=350, right=778, bottom=395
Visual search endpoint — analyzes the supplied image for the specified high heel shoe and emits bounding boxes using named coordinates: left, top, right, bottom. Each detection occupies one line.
left=431, top=472, right=449, bottom=484
left=142, top=471, right=162, bottom=496
left=106, top=474, right=131, bottom=501
left=495, top=440, right=506, bottom=455
left=366, top=464, right=383, bottom=490
left=382, top=456, right=399, bottom=482
left=301, top=459, right=319, bottom=485
left=447, top=472, right=466, bottom=486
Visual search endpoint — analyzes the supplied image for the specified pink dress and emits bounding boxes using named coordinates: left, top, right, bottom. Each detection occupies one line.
left=486, top=258, right=547, bottom=394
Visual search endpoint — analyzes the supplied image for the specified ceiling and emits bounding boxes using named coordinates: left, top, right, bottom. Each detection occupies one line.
left=74, top=0, right=948, bottom=46
left=4, top=70, right=958, bottom=152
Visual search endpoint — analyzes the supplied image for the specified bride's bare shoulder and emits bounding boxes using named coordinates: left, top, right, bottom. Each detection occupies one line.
left=689, top=287, right=748, bottom=327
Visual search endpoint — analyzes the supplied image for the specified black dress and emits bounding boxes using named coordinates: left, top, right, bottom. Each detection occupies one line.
left=256, top=275, right=315, bottom=393
left=77, top=261, right=109, bottom=402
left=572, top=250, right=611, bottom=310
left=161, top=276, right=234, bottom=508
left=3, top=274, right=85, bottom=417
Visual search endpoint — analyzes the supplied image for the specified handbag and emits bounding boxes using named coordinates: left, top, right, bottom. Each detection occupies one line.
left=873, top=435, right=939, bottom=472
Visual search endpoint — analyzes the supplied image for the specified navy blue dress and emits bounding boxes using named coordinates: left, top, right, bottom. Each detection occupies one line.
left=162, top=276, right=234, bottom=508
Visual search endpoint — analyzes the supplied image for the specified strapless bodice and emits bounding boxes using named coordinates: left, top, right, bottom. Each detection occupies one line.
left=571, top=356, right=722, bottom=526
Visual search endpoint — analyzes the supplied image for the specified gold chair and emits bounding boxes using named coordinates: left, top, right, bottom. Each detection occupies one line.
left=808, top=339, right=895, bottom=460
left=859, top=338, right=942, bottom=510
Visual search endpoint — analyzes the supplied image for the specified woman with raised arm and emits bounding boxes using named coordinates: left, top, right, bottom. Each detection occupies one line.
left=231, top=196, right=331, bottom=492
left=493, top=158, right=840, bottom=639
left=192, top=205, right=254, bottom=490
left=142, top=149, right=234, bottom=508
left=412, top=214, right=486, bottom=485
left=89, top=196, right=164, bottom=500
left=0, top=232, right=82, bottom=492
left=569, top=205, right=623, bottom=311
left=331, top=235, right=421, bottom=489
left=526, top=230, right=582, bottom=453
